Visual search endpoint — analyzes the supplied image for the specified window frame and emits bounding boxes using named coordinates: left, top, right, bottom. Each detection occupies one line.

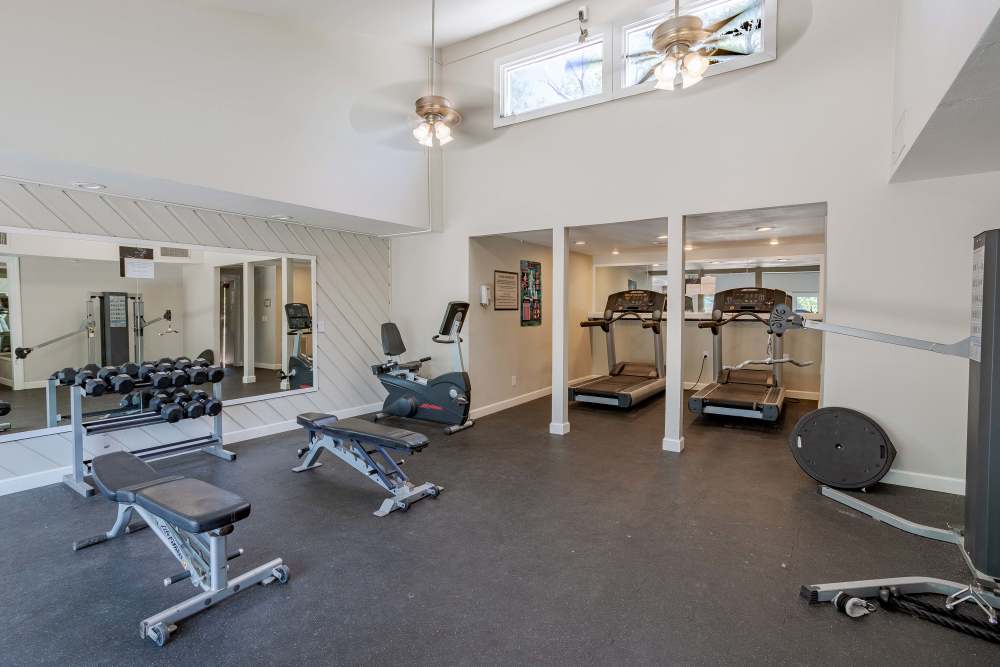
left=492, top=0, right=778, bottom=127
left=494, top=28, right=613, bottom=128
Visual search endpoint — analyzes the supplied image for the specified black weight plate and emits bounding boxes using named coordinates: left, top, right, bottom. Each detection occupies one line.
left=788, top=407, right=896, bottom=490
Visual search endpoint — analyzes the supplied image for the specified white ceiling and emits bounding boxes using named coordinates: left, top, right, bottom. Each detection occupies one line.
left=892, top=11, right=1000, bottom=182
left=686, top=203, right=827, bottom=243
left=491, top=204, right=827, bottom=257
left=500, top=219, right=670, bottom=256
left=189, top=0, right=569, bottom=46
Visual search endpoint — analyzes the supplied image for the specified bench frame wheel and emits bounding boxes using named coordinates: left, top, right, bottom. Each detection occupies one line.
left=147, top=622, right=173, bottom=647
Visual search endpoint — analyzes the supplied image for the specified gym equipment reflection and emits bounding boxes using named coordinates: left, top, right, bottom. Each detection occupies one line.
left=0, top=233, right=315, bottom=435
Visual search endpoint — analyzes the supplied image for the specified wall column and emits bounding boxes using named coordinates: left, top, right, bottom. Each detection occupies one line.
left=663, top=214, right=685, bottom=452
left=242, top=262, right=255, bottom=384
left=550, top=226, right=570, bottom=435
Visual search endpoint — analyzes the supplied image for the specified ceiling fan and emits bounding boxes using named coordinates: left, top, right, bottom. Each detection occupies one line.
left=412, top=0, right=461, bottom=147
left=627, top=0, right=764, bottom=91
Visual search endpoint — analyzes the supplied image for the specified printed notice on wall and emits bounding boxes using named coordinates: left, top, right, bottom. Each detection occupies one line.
left=124, top=257, right=155, bottom=279
left=494, top=270, right=518, bottom=311
left=971, top=243, right=984, bottom=362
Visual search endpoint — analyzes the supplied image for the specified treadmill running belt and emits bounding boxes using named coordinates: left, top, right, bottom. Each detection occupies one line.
left=704, top=382, right=772, bottom=407
left=575, top=375, right=653, bottom=395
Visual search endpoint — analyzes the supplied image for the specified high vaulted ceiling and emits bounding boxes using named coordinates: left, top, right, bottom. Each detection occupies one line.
left=189, top=0, right=569, bottom=46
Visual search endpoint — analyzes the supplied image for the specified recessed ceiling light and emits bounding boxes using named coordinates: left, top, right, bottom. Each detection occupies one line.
left=776, top=258, right=789, bottom=262
left=72, top=181, right=106, bottom=190
left=755, top=226, right=775, bottom=232
left=611, top=249, right=620, bottom=255
left=710, top=260, right=721, bottom=264
left=684, top=244, right=693, bottom=251
left=653, top=263, right=662, bottom=267
left=657, top=234, right=668, bottom=240
left=769, top=239, right=779, bottom=245
left=574, top=240, right=586, bottom=245
left=270, top=215, right=294, bottom=221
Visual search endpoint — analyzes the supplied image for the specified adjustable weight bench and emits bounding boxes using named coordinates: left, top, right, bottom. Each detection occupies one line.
left=294, top=412, right=443, bottom=517
left=74, top=451, right=289, bottom=646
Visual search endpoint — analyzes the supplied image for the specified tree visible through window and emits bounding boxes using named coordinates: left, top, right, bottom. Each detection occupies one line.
left=503, top=40, right=603, bottom=118
left=795, top=295, right=819, bottom=313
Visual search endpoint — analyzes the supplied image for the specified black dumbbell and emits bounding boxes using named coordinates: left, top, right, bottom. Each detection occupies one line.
left=173, top=357, right=193, bottom=371
left=119, top=362, right=140, bottom=378
left=148, top=392, right=182, bottom=422
left=191, top=390, right=223, bottom=416
left=174, top=392, right=205, bottom=419
left=155, top=362, right=174, bottom=373
left=200, top=365, right=225, bottom=383
left=81, top=363, right=101, bottom=375
left=55, top=368, right=77, bottom=385
left=186, top=365, right=208, bottom=385
left=96, top=367, right=135, bottom=394
left=168, top=370, right=188, bottom=388
left=158, top=357, right=174, bottom=365
left=73, top=370, right=106, bottom=397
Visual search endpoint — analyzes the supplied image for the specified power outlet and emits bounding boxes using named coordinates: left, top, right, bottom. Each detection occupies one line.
left=511, top=375, right=517, bottom=387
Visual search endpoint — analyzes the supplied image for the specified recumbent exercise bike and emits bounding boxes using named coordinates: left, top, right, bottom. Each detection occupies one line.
left=371, top=301, right=473, bottom=435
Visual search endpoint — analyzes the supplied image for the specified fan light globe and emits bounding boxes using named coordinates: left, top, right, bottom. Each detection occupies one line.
left=684, top=52, right=709, bottom=77
left=412, top=122, right=432, bottom=142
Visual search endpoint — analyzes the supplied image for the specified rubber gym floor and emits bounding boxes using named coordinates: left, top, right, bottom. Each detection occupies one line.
left=0, top=394, right=993, bottom=665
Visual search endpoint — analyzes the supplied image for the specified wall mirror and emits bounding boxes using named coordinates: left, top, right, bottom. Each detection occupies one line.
left=0, top=230, right=316, bottom=436
left=682, top=203, right=827, bottom=403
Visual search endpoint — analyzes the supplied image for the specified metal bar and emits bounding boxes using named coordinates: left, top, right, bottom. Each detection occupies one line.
left=46, top=377, right=59, bottom=428
left=821, top=486, right=962, bottom=544
left=801, top=577, right=1000, bottom=607
left=773, top=333, right=783, bottom=387
left=208, top=533, right=226, bottom=593
left=804, top=321, right=971, bottom=359
left=62, top=386, right=96, bottom=497
left=140, top=558, right=284, bottom=641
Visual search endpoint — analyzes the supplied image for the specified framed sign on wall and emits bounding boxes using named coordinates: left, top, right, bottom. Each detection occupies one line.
left=520, top=259, right=542, bottom=326
left=494, top=270, right=518, bottom=311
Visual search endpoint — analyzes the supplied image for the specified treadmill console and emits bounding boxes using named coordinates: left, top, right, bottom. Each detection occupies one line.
left=713, top=288, right=791, bottom=313
left=604, top=290, right=667, bottom=318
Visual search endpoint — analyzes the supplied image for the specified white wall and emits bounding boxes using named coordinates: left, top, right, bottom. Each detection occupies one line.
left=0, top=0, right=430, bottom=229
left=181, top=263, right=219, bottom=360
left=390, top=0, right=1000, bottom=493
left=467, top=236, right=593, bottom=410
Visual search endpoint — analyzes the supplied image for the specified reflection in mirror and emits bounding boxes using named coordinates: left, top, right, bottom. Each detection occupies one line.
left=682, top=203, right=827, bottom=410
left=0, top=233, right=315, bottom=435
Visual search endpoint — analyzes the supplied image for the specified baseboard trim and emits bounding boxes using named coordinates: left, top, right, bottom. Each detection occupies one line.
left=21, top=379, right=51, bottom=390
left=662, top=436, right=685, bottom=452
left=549, top=421, right=570, bottom=435
left=0, top=467, right=71, bottom=497
left=882, top=469, right=965, bottom=496
left=470, top=375, right=601, bottom=420
left=253, top=363, right=282, bottom=371
left=785, top=390, right=820, bottom=400
left=242, top=375, right=257, bottom=383
left=0, top=401, right=384, bottom=497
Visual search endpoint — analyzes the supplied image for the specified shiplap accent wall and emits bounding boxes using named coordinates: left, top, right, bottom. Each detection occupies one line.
left=0, top=179, right=390, bottom=494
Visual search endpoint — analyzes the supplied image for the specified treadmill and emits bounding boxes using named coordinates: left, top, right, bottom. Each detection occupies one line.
left=688, top=287, right=794, bottom=422
left=569, top=289, right=666, bottom=408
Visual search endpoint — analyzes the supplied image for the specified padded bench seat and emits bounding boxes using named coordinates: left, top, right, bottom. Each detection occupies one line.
left=91, top=451, right=251, bottom=533
left=297, top=412, right=429, bottom=452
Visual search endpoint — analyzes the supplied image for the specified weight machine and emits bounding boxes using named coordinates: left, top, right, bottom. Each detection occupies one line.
left=770, top=228, right=1000, bottom=636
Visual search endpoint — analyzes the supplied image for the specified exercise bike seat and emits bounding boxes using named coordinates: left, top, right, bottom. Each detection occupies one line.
left=90, top=451, right=251, bottom=533
left=381, top=322, right=407, bottom=356
left=297, top=412, right=430, bottom=452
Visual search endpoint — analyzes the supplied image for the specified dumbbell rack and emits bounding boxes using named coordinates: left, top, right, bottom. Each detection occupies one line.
left=62, top=381, right=231, bottom=497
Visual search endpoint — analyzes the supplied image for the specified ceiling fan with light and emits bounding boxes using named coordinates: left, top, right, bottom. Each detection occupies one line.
left=628, top=0, right=764, bottom=91
left=412, top=0, right=461, bottom=147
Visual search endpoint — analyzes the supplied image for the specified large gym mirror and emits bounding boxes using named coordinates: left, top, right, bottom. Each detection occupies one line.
left=683, top=203, right=827, bottom=412
left=0, top=231, right=316, bottom=436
